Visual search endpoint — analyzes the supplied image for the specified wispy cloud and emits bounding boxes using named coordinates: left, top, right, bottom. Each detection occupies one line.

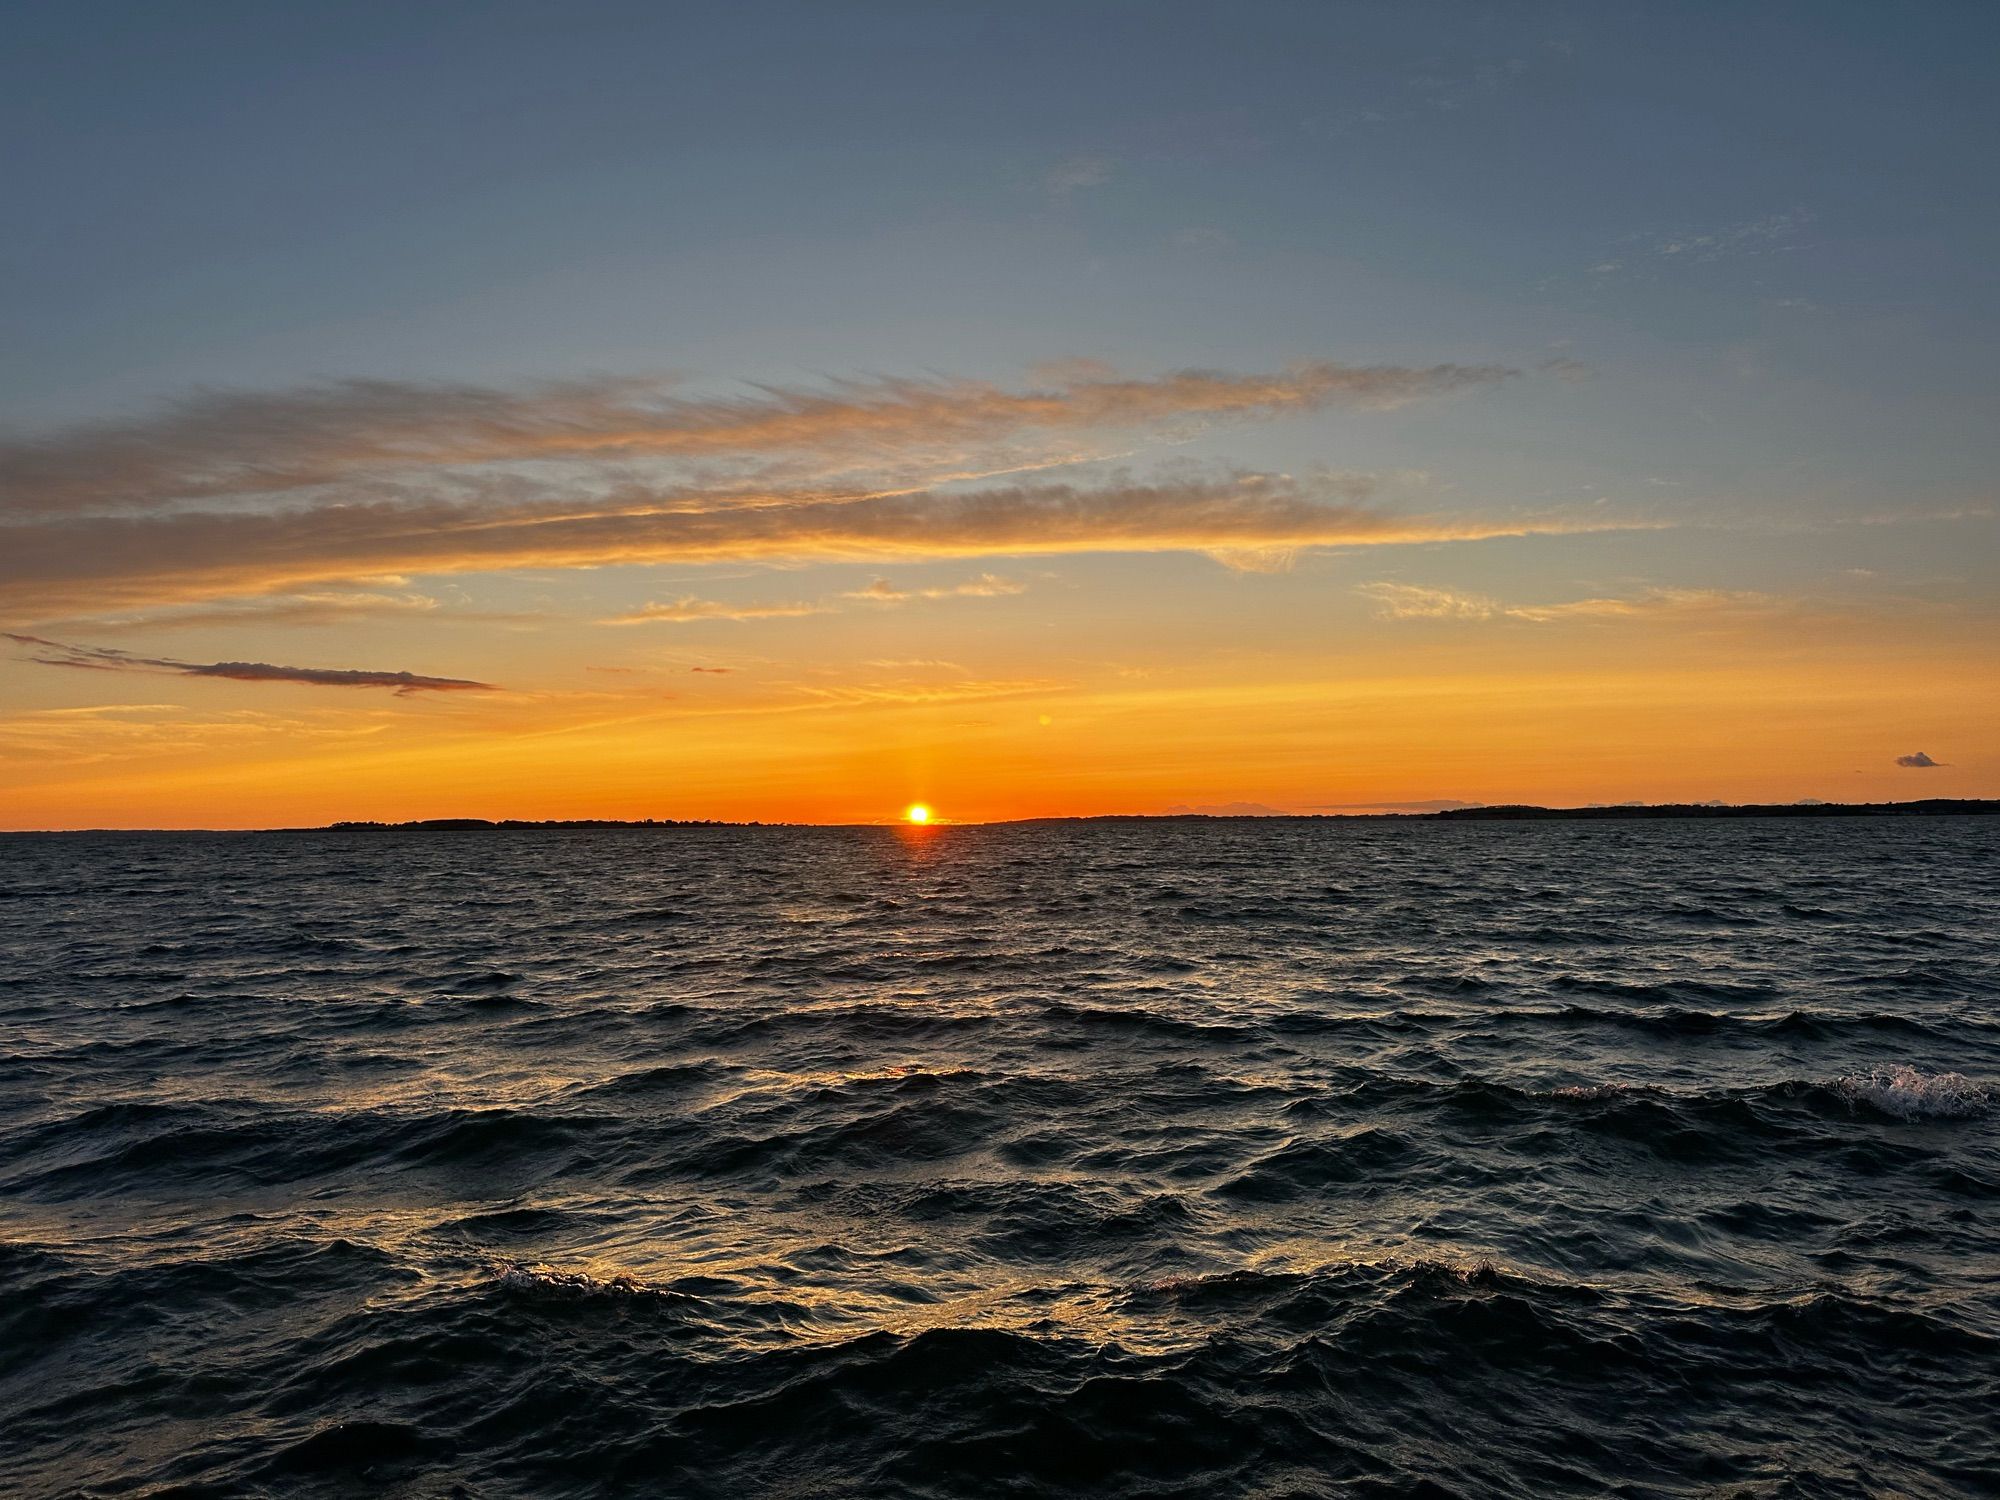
left=1170, top=226, right=1236, bottom=254
left=846, top=573, right=1027, bottom=603
left=1046, top=154, right=1114, bottom=194
left=0, top=360, right=1504, bottom=520
left=788, top=676, right=1061, bottom=708
left=1585, top=209, right=1813, bottom=281
left=601, top=597, right=829, bottom=625
left=4, top=472, right=1632, bottom=617
left=1503, top=588, right=1782, bottom=623
left=1303, top=45, right=1554, bottom=137
left=0, top=357, right=1542, bottom=618
left=1355, top=582, right=1502, bottom=620
left=1653, top=210, right=1811, bottom=262
left=1357, top=582, right=1780, bottom=623
left=53, top=588, right=470, bottom=632
left=600, top=574, right=1024, bottom=626
left=2, top=632, right=494, bottom=694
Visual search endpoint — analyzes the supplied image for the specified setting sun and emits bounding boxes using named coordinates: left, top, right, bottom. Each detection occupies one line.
left=905, top=803, right=932, bottom=825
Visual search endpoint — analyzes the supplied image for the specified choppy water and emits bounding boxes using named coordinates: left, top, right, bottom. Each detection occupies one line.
left=2, top=819, right=1997, bottom=1499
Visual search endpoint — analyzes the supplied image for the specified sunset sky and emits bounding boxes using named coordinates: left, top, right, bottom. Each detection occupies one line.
left=3, top=1, right=1995, bottom=827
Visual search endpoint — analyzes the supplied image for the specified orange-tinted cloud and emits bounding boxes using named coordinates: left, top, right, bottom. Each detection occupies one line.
left=1357, top=581, right=1783, bottom=623
left=0, top=361, right=1511, bottom=517
left=603, top=597, right=828, bottom=625
left=846, top=573, right=1028, bottom=603
left=2, top=474, right=1636, bottom=617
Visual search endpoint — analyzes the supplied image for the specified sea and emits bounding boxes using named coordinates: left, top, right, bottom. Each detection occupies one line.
left=1, top=818, right=1995, bottom=1499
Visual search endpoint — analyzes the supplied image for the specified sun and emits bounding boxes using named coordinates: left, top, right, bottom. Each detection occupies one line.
left=904, top=803, right=932, bottom=825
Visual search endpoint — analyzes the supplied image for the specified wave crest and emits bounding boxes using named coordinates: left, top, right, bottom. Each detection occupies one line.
left=496, top=1263, right=688, bottom=1304
left=1834, top=1066, right=1994, bottom=1120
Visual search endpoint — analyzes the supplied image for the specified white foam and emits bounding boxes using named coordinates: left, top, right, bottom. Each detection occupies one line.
left=1835, top=1066, right=1994, bottom=1120
left=497, top=1264, right=648, bottom=1298
left=1550, top=1083, right=1634, bottom=1102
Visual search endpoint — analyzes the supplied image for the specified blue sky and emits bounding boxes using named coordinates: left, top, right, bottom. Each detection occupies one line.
left=10, top=3, right=1996, bottom=464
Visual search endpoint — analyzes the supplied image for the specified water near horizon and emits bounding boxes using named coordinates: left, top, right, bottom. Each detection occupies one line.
left=2, top=819, right=1996, bottom=1499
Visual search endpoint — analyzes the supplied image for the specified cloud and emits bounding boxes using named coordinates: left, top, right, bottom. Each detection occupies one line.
left=1046, top=154, right=1114, bottom=194
left=689, top=666, right=734, bottom=675
left=1357, top=582, right=1779, bottom=624
left=1585, top=210, right=1813, bottom=282
left=846, top=573, right=1027, bottom=603
left=1356, top=582, right=1501, bottom=620
left=1653, top=210, right=1811, bottom=262
left=596, top=572, right=1023, bottom=629
left=0, top=357, right=1535, bottom=617
left=1895, top=751, right=1945, bottom=768
left=0, top=356, right=1594, bottom=625
left=601, top=597, right=828, bottom=625
left=3, top=472, right=1631, bottom=617
left=1303, top=48, right=1546, bottom=137
left=1502, top=588, right=1780, bottom=623
left=789, top=676, right=1061, bottom=708
left=55, top=588, right=456, bottom=631
left=2, top=632, right=493, bottom=694
left=1170, top=226, right=1236, bottom=253
left=0, top=360, right=1507, bottom=521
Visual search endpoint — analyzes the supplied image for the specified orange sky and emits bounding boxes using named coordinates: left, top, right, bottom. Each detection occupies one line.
left=5, top=523, right=1992, bottom=826
left=5, top=7, right=1999, bottom=829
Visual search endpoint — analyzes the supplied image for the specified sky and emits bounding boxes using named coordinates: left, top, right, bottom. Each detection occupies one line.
left=2, top=0, right=1995, bottom=827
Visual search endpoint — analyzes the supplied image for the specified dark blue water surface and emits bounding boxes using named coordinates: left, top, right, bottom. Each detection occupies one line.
left=1, top=819, right=1996, bottom=1498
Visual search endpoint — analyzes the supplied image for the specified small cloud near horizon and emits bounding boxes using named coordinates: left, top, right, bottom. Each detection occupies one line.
left=1895, top=751, right=1945, bottom=768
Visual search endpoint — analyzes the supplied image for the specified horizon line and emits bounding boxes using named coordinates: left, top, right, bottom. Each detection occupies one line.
left=4, top=797, right=1997, bottom=835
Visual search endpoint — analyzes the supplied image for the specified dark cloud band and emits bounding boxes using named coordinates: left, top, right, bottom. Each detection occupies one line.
left=3, top=633, right=493, bottom=694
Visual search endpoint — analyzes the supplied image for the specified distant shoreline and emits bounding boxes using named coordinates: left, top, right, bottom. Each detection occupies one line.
left=322, top=798, right=1997, bottom=827
left=1428, top=798, right=1998, bottom=820
left=7, top=798, right=1995, bottom=834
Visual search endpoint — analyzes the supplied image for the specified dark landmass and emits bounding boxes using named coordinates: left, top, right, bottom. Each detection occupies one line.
left=318, top=799, right=2000, bottom=831
left=1433, top=799, right=1998, bottom=820
left=9, top=799, right=1993, bottom=835
left=327, top=817, right=749, bottom=830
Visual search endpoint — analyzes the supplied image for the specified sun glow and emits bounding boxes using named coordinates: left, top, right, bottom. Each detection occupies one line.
left=904, top=803, right=932, bottom=825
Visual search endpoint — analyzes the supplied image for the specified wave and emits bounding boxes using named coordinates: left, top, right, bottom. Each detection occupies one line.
left=1833, top=1066, right=1995, bottom=1120
left=0, top=1102, right=613, bottom=1195
left=495, top=1263, right=699, bottom=1308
